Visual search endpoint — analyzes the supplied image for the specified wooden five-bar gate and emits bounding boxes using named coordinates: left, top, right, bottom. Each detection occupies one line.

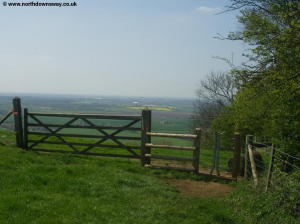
left=23, top=109, right=144, bottom=158
left=21, top=108, right=201, bottom=173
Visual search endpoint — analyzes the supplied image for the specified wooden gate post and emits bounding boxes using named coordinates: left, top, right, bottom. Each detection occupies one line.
left=244, top=135, right=253, bottom=179
left=12, top=97, right=24, bottom=149
left=193, top=128, right=201, bottom=174
left=216, top=133, right=220, bottom=175
left=210, top=133, right=217, bottom=175
left=23, top=108, right=28, bottom=150
left=141, top=109, right=151, bottom=166
left=232, top=132, right=241, bottom=180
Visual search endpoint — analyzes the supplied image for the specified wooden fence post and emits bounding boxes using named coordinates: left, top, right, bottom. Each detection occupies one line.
left=244, top=135, right=253, bottom=179
left=210, top=132, right=217, bottom=175
left=265, top=145, right=275, bottom=192
left=141, top=109, right=151, bottom=166
left=232, top=132, right=241, bottom=180
left=193, top=128, right=201, bottom=174
left=248, top=143, right=259, bottom=186
left=12, top=97, right=24, bottom=148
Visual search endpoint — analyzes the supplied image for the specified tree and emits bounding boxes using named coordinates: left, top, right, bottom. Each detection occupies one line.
left=192, top=71, right=237, bottom=146
left=224, top=0, right=300, bottom=155
left=196, top=71, right=237, bottom=106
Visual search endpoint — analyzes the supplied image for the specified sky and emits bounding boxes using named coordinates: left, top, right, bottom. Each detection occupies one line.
left=0, top=0, right=247, bottom=98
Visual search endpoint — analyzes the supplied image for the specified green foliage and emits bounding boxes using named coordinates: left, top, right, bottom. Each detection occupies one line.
left=270, top=95, right=300, bottom=155
left=228, top=169, right=300, bottom=224
left=211, top=0, right=300, bottom=153
left=270, top=169, right=300, bottom=217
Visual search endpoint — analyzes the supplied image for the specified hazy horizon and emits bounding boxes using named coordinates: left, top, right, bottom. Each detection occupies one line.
left=0, top=0, right=246, bottom=98
left=0, top=91, right=196, bottom=100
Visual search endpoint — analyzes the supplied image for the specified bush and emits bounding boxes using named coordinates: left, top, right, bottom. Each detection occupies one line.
left=228, top=169, right=300, bottom=224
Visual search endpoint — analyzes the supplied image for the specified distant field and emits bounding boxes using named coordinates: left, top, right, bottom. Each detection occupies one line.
left=0, top=94, right=194, bottom=133
left=128, top=105, right=172, bottom=112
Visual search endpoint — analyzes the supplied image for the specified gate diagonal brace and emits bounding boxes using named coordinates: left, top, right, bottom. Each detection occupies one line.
left=0, top=111, right=13, bottom=126
left=28, top=115, right=79, bottom=152
left=80, top=118, right=140, bottom=156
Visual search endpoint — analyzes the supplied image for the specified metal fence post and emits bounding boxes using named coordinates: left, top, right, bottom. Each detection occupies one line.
left=210, top=132, right=220, bottom=176
left=265, top=145, right=275, bottom=192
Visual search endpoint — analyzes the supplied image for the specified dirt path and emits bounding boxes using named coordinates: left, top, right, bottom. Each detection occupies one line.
left=163, top=178, right=234, bottom=198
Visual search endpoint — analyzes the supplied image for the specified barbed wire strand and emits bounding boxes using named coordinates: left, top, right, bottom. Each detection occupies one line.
left=275, top=149, right=300, bottom=162
left=273, top=155, right=300, bottom=170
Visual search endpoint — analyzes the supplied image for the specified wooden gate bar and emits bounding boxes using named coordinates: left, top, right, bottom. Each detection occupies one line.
left=146, top=132, right=197, bottom=139
left=30, top=148, right=140, bottom=158
left=28, top=112, right=141, bottom=120
left=0, top=111, right=13, bottom=126
left=29, top=115, right=78, bottom=152
left=80, top=118, right=140, bottom=156
left=27, top=140, right=141, bottom=149
left=27, top=123, right=140, bottom=131
left=145, top=143, right=195, bottom=151
left=145, top=154, right=194, bottom=161
left=27, top=116, right=79, bottom=149
left=27, top=132, right=141, bottom=140
left=144, top=165, right=195, bottom=172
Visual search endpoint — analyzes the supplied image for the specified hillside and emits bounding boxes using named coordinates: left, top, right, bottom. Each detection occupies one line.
left=0, top=128, right=299, bottom=224
left=0, top=129, right=239, bottom=224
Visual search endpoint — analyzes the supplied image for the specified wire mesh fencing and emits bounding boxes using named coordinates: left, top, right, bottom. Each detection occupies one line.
left=243, top=136, right=300, bottom=204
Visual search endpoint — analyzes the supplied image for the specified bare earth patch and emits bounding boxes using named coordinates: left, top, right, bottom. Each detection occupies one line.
left=163, top=179, right=233, bottom=198
left=152, top=160, right=234, bottom=180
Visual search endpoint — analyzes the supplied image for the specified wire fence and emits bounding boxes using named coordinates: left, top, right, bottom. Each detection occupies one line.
left=243, top=137, right=300, bottom=193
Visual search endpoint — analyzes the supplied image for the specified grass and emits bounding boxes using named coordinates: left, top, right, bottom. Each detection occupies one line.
left=1, top=129, right=299, bottom=224
left=0, top=128, right=239, bottom=224
left=0, top=145, right=241, bottom=224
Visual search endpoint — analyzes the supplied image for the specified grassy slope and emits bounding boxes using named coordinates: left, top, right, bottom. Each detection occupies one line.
left=1, top=129, right=299, bottom=224
left=0, top=145, right=241, bottom=224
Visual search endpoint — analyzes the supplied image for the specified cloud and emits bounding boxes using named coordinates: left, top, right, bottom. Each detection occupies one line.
left=195, top=6, right=221, bottom=13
